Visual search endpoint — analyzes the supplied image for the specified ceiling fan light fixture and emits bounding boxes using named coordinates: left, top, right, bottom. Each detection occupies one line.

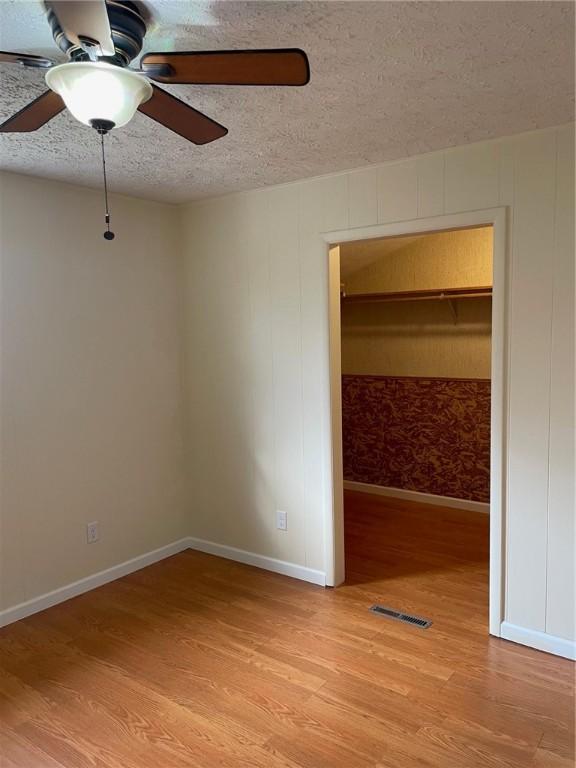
left=45, top=62, right=152, bottom=129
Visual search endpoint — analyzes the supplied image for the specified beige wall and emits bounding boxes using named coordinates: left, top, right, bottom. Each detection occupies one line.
left=340, top=228, right=493, bottom=378
left=342, top=227, right=492, bottom=294
left=0, top=172, right=189, bottom=612
left=181, top=124, right=575, bottom=645
left=341, top=298, right=492, bottom=378
left=0, top=124, right=573, bottom=652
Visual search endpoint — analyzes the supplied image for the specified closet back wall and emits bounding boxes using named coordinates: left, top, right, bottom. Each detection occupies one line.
left=341, top=296, right=492, bottom=378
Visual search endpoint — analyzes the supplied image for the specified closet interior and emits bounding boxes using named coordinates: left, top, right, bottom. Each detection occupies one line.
left=340, top=226, right=493, bottom=626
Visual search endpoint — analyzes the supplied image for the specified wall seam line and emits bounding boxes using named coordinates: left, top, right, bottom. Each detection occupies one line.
left=245, top=200, right=258, bottom=551
left=503, top=139, right=516, bottom=625
left=544, top=129, right=560, bottom=633
left=296, top=188, right=308, bottom=568
left=265, top=193, right=279, bottom=537
left=416, top=160, right=422, bottom=218
left=441, top=151, right=446, bottom=214
left=345, top=172, right=351, bottom=229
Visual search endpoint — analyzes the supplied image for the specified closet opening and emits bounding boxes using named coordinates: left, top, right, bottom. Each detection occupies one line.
left=327, top=218, right=503, bottom=637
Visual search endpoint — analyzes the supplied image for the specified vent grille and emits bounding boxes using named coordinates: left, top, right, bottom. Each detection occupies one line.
left=369, top=604, right=432, bottom=629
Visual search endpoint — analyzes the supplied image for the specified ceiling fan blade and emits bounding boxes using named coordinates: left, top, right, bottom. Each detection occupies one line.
left=138, top=85, right=227, bottom=145
left=45, top=0, right=115, bottom=57
left=0, top=50, right=55, bottom=68
left=0, top=90, right=65, bottom=132
left=140, top=49, right=310, bottom=86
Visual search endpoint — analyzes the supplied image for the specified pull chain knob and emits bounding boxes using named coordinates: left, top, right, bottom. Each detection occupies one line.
left=92, top=120, right=115, bottom=241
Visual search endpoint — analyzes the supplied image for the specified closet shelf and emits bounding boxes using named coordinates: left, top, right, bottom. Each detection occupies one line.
left=340, top=286, right=492, bottom=304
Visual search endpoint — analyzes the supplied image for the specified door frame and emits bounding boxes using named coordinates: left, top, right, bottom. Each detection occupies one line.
left=322, top=207, right=507, bottom=637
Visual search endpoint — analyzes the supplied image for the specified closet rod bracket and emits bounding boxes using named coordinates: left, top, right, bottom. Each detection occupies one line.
left=445, top=297, right=458, bottom=324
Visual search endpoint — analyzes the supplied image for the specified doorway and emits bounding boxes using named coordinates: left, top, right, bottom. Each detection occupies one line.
left=325, top=209, right=506, bottom=637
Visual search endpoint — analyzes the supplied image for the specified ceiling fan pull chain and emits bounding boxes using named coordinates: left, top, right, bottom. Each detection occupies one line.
left=99, top=129, right=115, bottom=241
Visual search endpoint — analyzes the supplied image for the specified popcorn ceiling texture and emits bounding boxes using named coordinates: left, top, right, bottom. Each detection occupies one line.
left=0, top=0, right=574, bottom=203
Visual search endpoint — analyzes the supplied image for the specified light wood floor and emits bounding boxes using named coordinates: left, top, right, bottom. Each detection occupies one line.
left=0, top=491, right=574, bottom=767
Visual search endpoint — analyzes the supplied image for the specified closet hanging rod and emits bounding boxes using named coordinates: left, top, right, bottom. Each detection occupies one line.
left=340, top=286, right=492, bottom=304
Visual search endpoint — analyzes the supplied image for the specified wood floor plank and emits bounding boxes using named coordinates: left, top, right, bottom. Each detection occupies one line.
left=0, top=728, right=67, bottom=768
left=532, top=747, right=576, bottom=768
left=0, top=490, right=573, bottom=767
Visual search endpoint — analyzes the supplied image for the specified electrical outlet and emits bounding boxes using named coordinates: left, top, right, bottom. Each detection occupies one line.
left=276, top=510, right=288, bottom=531
left=86, top=521, right=99, bottom=544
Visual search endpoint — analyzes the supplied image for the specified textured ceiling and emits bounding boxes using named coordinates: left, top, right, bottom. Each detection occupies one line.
left=0, top=1, right=574, bottom=203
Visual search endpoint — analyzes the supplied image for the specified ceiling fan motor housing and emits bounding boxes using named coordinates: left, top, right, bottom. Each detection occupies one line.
left=47, top=0, right=147, bottom=67
left=90, top=118, right=116, bottom=133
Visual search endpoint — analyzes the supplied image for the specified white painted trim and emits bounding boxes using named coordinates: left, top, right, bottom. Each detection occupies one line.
left=324, top=207, right=507, bottom=640
left=0, top=536, right=326, bottom=629
left=501, top=622, right=576, bottom=661
left=327, top=244, right=345, bottom=587
left=187, top=537, right=326, bottom=586
left=322, top=208, right=506, bottom=246
left=489, top=207, right=507, bottom=639
left=0, top=538, right=190, bottom=629
left=343, top=480, right=490, bottom=514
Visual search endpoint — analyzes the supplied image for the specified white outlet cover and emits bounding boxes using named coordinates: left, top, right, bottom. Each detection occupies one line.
left=86, top=521, right=99, bottom=543
left=276, top=510, right=288, bottom=531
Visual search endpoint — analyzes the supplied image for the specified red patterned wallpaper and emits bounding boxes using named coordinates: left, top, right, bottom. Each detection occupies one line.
left=342, top=375, right=491, bottom=503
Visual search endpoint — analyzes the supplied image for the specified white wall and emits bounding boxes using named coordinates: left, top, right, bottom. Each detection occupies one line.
left=181, top=124, right=575, bottom=646
left=0, top=172, right=189, bottom=612
left=0, top=124, right=572, bottom=654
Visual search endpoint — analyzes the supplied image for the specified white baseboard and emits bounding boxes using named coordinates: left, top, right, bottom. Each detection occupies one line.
left=2, top=538, right=572, bottom=661
left=500, top=622, right=576, bottom=661
left=0, top=538, right=190, bottom=629
left=0, top=537, right=325, bottom=630
left=187, top=537, right=326, bottom=586
left=343, top=480, right=490, bottom=514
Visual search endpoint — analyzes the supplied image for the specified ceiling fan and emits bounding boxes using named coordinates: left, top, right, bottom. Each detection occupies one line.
left=0, top=0, right=310, bottom=237
left=0, top=0, right=310, bottom=140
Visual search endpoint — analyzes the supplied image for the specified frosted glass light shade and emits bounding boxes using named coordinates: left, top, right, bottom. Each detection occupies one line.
left=45, top=62, right=152, bottom=129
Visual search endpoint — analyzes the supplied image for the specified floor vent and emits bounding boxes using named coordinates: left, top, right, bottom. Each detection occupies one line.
left=369, top=605, right=432, bottom=629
